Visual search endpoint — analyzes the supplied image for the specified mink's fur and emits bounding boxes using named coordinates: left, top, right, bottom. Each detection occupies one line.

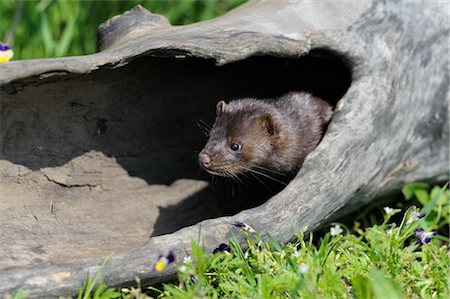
left=198, top=91, right=333, bottom=178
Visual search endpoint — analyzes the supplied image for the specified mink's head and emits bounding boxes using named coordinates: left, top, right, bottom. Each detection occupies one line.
left=198, top=99, right=280, bottom=177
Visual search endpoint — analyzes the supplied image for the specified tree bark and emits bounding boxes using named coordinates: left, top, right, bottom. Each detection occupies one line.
left=0, top=1, right=448, bottom=297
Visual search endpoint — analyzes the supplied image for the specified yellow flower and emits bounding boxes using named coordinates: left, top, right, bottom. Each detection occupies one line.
left=0, top=43, right=13, bottom=63
left=154, top=251, right=176, bottom=272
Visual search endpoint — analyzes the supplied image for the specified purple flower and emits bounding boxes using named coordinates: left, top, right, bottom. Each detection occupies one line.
left=416, top=213, right=426, bottom=219
left=414, top=228, right=436, bottom=244
left=0, top=42, right=13, bottom=62
left=213, top=243, right=231, bottom=255
left=0, top=43, right=11, bottom=51
left=232, top=221, right=256, bottom=233
left=407, top=207, right=426, bottom=224
left=154, top=251, right=176, bottom=271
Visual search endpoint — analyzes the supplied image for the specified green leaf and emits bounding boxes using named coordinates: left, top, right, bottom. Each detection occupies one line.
left=55, top=1, right=78, bottom=56
left=414, top=189, right=430, bottom=206
left=99, top=288, right=121, bottom=299
left=10, top=290, right=29, bottom=299
left=191, top=240, right=210, bottom=274
left=40, top=12, right=55, bottom=57
left=402, top=182, right=429, bottom=200
left=267, top=234, right=283, bottom=252
left=421, top=183, right=448, bottom=215
left=77, top=257, right=112, bottom=299
left=36, top=0, right=54, bottom=12
left=371, top=270, right=403, bottom=299
left=93, top=282, right=106, bottom=299
left=351, top=274, right=372, bottom=299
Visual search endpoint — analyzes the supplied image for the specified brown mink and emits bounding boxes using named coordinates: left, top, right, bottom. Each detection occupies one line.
left=198, top=91, right=333, bottom=178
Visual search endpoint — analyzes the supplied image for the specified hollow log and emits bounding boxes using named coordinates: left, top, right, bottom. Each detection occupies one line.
left=0, top=1, right=448, bottom=297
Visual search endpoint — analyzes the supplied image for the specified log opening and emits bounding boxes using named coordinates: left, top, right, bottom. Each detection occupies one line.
left=0, top=50, right=352, bottom=245
left=121, top=49, right=353, bottom=235
left=0, top=49, right=353, bottom=271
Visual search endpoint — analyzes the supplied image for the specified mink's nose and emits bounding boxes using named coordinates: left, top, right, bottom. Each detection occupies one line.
left=198, top=152, right=211, bottom=169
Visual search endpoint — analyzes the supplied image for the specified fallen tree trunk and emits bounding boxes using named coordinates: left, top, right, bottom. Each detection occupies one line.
left=0, top=1, right=448, bottom=297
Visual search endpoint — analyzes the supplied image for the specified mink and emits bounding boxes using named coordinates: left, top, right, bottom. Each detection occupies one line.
left=198, top=91, right=333, bottom=178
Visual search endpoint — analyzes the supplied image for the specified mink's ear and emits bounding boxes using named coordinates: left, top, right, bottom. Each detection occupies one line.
left=216, top=101, right=227, bottom=116
left=257, top=114, right=278, bottom=136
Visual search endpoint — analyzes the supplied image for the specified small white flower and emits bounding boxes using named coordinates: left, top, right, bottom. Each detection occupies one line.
left=386, top=223, right=396, bottom=235
left=292, top=250, right=300, bottom=258
left=183, top=256, right=193, bottom=264
left=298, top=263, right=309, bottom=274
left=383, top=206, right=394, bottom=214
left=232, top=221, right=256, bottom=233
left=178, top=265, right=187, bottom=273
left=330, top=224, right=343, bottom=236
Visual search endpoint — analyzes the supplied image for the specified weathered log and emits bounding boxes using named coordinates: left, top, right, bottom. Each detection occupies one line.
left=0, top=1, right=448, bottom=297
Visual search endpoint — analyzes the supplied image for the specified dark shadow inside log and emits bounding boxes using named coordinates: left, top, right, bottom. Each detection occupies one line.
left=1, top=49, right=351, bottom=238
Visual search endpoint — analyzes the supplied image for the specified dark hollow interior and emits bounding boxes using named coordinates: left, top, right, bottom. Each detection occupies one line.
left=1, top=49, right=351, bottom=238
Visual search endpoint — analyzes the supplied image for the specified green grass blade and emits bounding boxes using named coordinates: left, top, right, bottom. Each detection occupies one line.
left=40, top=12, right=55, bottom=57
left=351, top=274, right=372, bottom=299
left=371, top=270, right=403, bottom=299
left=55, top=4, right=78, bottom=56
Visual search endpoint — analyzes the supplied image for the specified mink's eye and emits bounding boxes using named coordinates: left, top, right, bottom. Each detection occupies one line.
left=230, top=143, right=241, bottom=151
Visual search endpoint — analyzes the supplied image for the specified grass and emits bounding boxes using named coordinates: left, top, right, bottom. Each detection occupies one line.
left=5, top=184, right=449, bottom=298
left=11, top=182, right=442, bottom=299
left=149, top=183, right=449, bottom=299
